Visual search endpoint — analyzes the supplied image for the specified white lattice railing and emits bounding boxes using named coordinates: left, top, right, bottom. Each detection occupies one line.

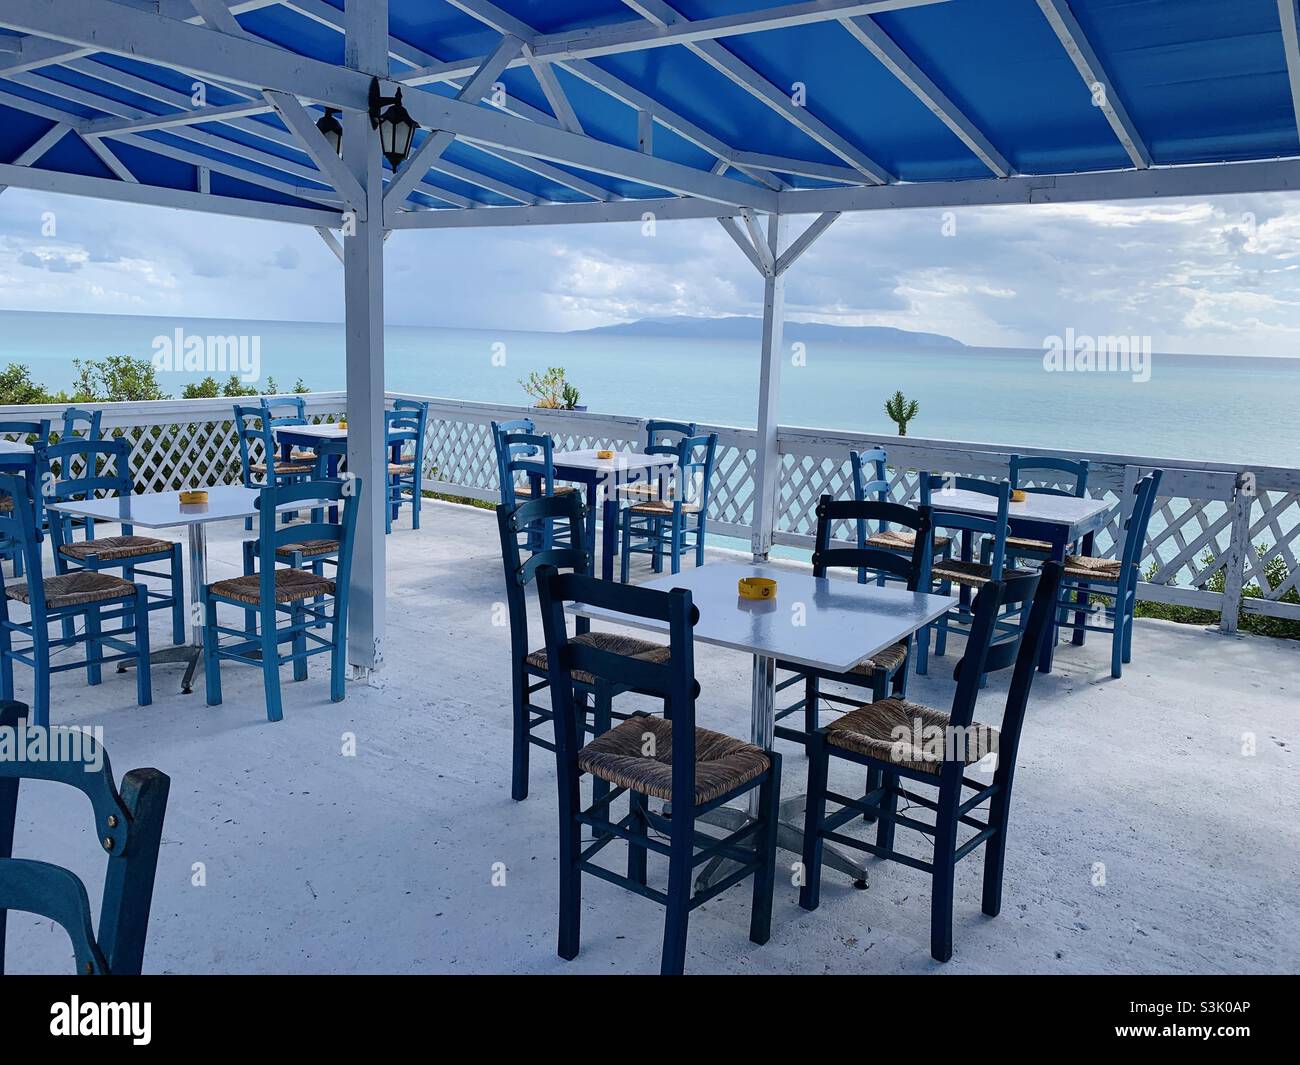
left=4, top=391, right=1297, bottom=626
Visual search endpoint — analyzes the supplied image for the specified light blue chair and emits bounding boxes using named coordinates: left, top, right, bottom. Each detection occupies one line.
left=234, top=403, right=316, bottom=531
left=989, top=453, right=1091, bottom=567
left=385, top=400, right=428, bottom=532
left=202, top=477, right=360, bottom=722
left=620, top=432, right=717, bottom=580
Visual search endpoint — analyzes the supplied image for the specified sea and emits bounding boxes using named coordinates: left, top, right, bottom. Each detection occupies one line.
left=2, top=308, right=1298, bottom=469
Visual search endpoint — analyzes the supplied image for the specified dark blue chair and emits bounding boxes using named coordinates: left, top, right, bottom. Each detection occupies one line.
left=234, top=404, right=316, bottom=531
left=799, top=562, right=1062, bottom=961
left=1054, top=469, right=1162, bottom=678
left=496, top=491, right=668, bottom=801
left=619, top=432, right=717, bottom=580
left=0, top=701, right=170, bottom=974
left=0, top=418, right=50, bottom=579
left=851, top=448, right=953, bottom=591
left=0, top=475, right=152, bottom=727
left=385, top=400, right=428, bottom=532
left=536, top=565, right=781, bottom=975
left=491, top=418, right=537, bottom=502
left=42, top=439, right=185, bottom=649
left=989, top=454, right=1091, bottom=567
left=202, top=477, right=360, bottom=722
left=774, top=496, right=934, bottom=747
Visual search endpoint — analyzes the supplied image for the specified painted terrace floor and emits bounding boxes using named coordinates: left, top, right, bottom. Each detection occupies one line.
left=5, top=500, right=1297, bottom=974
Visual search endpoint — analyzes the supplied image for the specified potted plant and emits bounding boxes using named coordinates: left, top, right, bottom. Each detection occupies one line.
left=520, top=367, right=586, bottom=411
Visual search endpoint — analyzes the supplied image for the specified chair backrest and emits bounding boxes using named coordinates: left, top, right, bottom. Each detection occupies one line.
left=1118, top=469, right=1163, bottom=577
left=812, top=495, right=932, bottom=588
left=491, top=418, right=537, bottom=495
left=495, top=492, right=589, bottom=665
left=391, top=399, right=428, bottom=465
left=251, top=477, right=361, bottom=607
left=1009, top=454, right=1089, bottom=498
left=500, top=431, right=554, bottom=512
left=941, top=563, right=1062, bottom=781
left=671, top=432, right=717, bottom=512
left=645, top=419, right=697, bottom=457
left=0, top=419, right=51, bottom=448
left=849, top=447, right=893, bottom=543
left=60, top=407, right=102, bottom=443
left=921, top=473, right=1013, bottom=576
left=536, top=567, right=699, bottom=809
left=234, top=404, right=272, bottom=486
left=260, top=396, right=307, bottom=427
left=0, top=701, right=170, bottom=975
left=39, top=439, right=133, bottom=553
left=0, top=475, right=47, bottom=607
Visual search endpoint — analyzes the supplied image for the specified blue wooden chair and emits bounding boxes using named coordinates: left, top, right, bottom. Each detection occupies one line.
left=0, top=418, right=50, bottom=579
left=384, top=400, right=428, bottom=532
left=491, top=418, right=536, bottom=500
left=202, top=477, right=359, bottom=722
left=56, top=407, right=104, bottom=540
left=923, top=473, right=1027, bottom=662
left=799, top=562, right=1063, bottom=961
left=42, top=439, right=185, bottom=649
left=988, top=454, right=1091, bottom=567
left=535, top=565, right=781, bottom=975
left=496, top=491, right=669, bottom=801
left=261, top=395, right=318, bottom=466
left=616, top=419, right=699, bottom=508
left=0, top=475, right=152, bottom=728
left=774, top=496, right=934, bottom=747
left=234, top=403, right=316, bottom=531
left=850, top=448, right=953, bottom=585
left=0, top=701, right=170, bottom=974
left=619, top=432, right=717, bottom=580
left=1054, top=469, right=1162, bottom=678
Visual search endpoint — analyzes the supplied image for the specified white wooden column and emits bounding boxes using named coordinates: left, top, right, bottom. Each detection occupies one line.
left=342, top=0, right=387, bottom=674
left=751, top=215, right=787, bottom=561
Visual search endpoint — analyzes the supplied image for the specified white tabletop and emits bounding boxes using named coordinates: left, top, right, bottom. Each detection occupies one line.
left=550, top=449, right=677, bottom=473
left=46, top=486, right=329, bottom=529
left=931, top=488, right=1110, bottom=530
left=569, top=561, right=956, bottom=673
left=274, top=424, right=346, bottom=440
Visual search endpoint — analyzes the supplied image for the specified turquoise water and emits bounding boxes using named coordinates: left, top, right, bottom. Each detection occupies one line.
left=2, top=308, right=1298, bottom=468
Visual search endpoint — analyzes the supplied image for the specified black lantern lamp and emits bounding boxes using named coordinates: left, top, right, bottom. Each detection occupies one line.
left=315, top=108, right=343, bottom=156
left=368, top=77, right=419, bottom=170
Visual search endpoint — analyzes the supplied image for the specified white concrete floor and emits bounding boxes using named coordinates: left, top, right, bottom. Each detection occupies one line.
left=5, top=499, right=1298, bottom=974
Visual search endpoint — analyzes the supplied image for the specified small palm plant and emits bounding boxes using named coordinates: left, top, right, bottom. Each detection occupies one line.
left=884, top=390, right=919, bottom=436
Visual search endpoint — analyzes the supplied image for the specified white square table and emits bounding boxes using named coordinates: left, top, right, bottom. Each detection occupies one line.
left=570, top=561, right=957, bottom=886
left=46, top=486, right=328, bottom=694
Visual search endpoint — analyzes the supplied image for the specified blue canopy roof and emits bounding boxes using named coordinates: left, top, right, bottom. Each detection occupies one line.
left=1, top=0, right=1298, bottom=225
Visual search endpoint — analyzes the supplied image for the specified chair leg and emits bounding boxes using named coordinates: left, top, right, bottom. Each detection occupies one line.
left=557, top=769, right=583, bottom=961
left=1122, top=593, right=1136, bottom=663
left=204, top=592, right=222, bottom=707
left=329, top=600, right=346, bottom=703
left=627, top=790, right=648, bottom=886
left=32, top=630, right=50, bottom=729
left=511, top=665, right=531, bottom=801
left=803, top=674, right=819, bottom=737
left=260, top=604, right=283, bottom=723
left=749, top=754, right=780, bottom=945
left=981, top=773, right=1015, bottom=917
left=862, top=766, right=881, bottom=823
left=876, top=770, right=899, bottom=852
left=292, top=604, right=308, bottom=682
left=669, top=515, right=682, bottom=575
left=651, top=518, right=664, bottom=573
left=799, top=731, right=828, bottom=912
left=695, top=515, right=706, bottom=567
left=170, top=546, right=185, bottom=645
left=85, top=606, right=103, bottom=686
left=935, top=581, right=952, bottom=657
left=590, top=684, right=612, bottom=835
left=660, top=802, right=694, bottom=975
left=120, top=563, right=136, bottom=634
left=133, top=588, right=152, bottom=707
left=0, top=620, right=13, bottom=701
left=619, top=513, right=632, bottom=584
left=1111, top=608, right=1124, bottom=679
left=241, top=541, right=257, bottom=636
left=930, top=784, right=960, bottom=962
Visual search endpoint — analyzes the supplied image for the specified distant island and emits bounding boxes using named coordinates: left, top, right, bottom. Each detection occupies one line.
left=572, top=315, right=965, bottom=349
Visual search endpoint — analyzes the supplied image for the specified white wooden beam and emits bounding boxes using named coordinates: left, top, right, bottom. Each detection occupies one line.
left=1035, top=0, right=1151, bottom=169
left=315, top=224, right=344, bottom=262
left=264, top=88, right=366, bottom=210
left=751, top=214, right=788, bottom=560
left=13, top=122, right=72, bottom=166
left=188, top=0, right=251, bottom=38
left=839, top=16, right=1011, bottom=176
left=718, top=216, right=771, bottom=277
left=1278, top=0, right=1300, bottom=142
left=775, top=211, right=839, bottom=274
left=619, top=0, right=893, bottom=183
left=81, top=134, right=137, bottom=182
left=525, top=44, right=584, bottom=134
left=392, top=196, right=728, bottom=228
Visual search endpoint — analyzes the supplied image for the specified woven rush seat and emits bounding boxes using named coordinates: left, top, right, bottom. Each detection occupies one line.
left=275, top=539, right=339, bottom=559
left=248, top=460, right=315, bottom=476
left=629, top=499, right=702, bottom=516
left=513, top=484, right=577, bottom=498
left=0, top=497, right=12, bottom=512
left=58, top=535, right=172, bottom=563
left=1063, top=554, right=1127, bottom=581
left=616, top=482, right=670, bottom=499
left=289, top=449, right=318, bottom=463
left=388, top=462, right=415, bottom=475
left=525, top=630, right=669, bottom=686
left=6, top=571, right=135, bottom=609
left=866, top=528, right=951, bottom=551
left=210, top=567, right=335, bottom=606
left=578, top=715, right=770, bottom=805
left=930, top=559, right=1029, bottom=588
left=849, top=639, right=908, bottom=676
left=826, top=697, right=999, bottom=777
left=1003, top=534, right=1053, bottom=554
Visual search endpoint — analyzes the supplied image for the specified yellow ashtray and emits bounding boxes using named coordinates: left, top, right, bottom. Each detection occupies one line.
left=596, top=449, right=615, bottom=460
left=337, top=420, right=348, bottom=429
left=179, top=490, right=208, bottom=505
left=738, top=576, right=777, bottom=601
left=1010, top=489, right=1027, bottom=503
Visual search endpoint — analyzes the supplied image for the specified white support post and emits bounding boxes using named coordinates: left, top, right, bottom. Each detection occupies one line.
left=342, top=0, right=387, bottom=677
left=751, top=214, right=787, bottom=561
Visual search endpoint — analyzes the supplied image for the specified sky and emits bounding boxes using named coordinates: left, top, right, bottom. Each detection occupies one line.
left=1, top=185, right=1299, bottom=357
